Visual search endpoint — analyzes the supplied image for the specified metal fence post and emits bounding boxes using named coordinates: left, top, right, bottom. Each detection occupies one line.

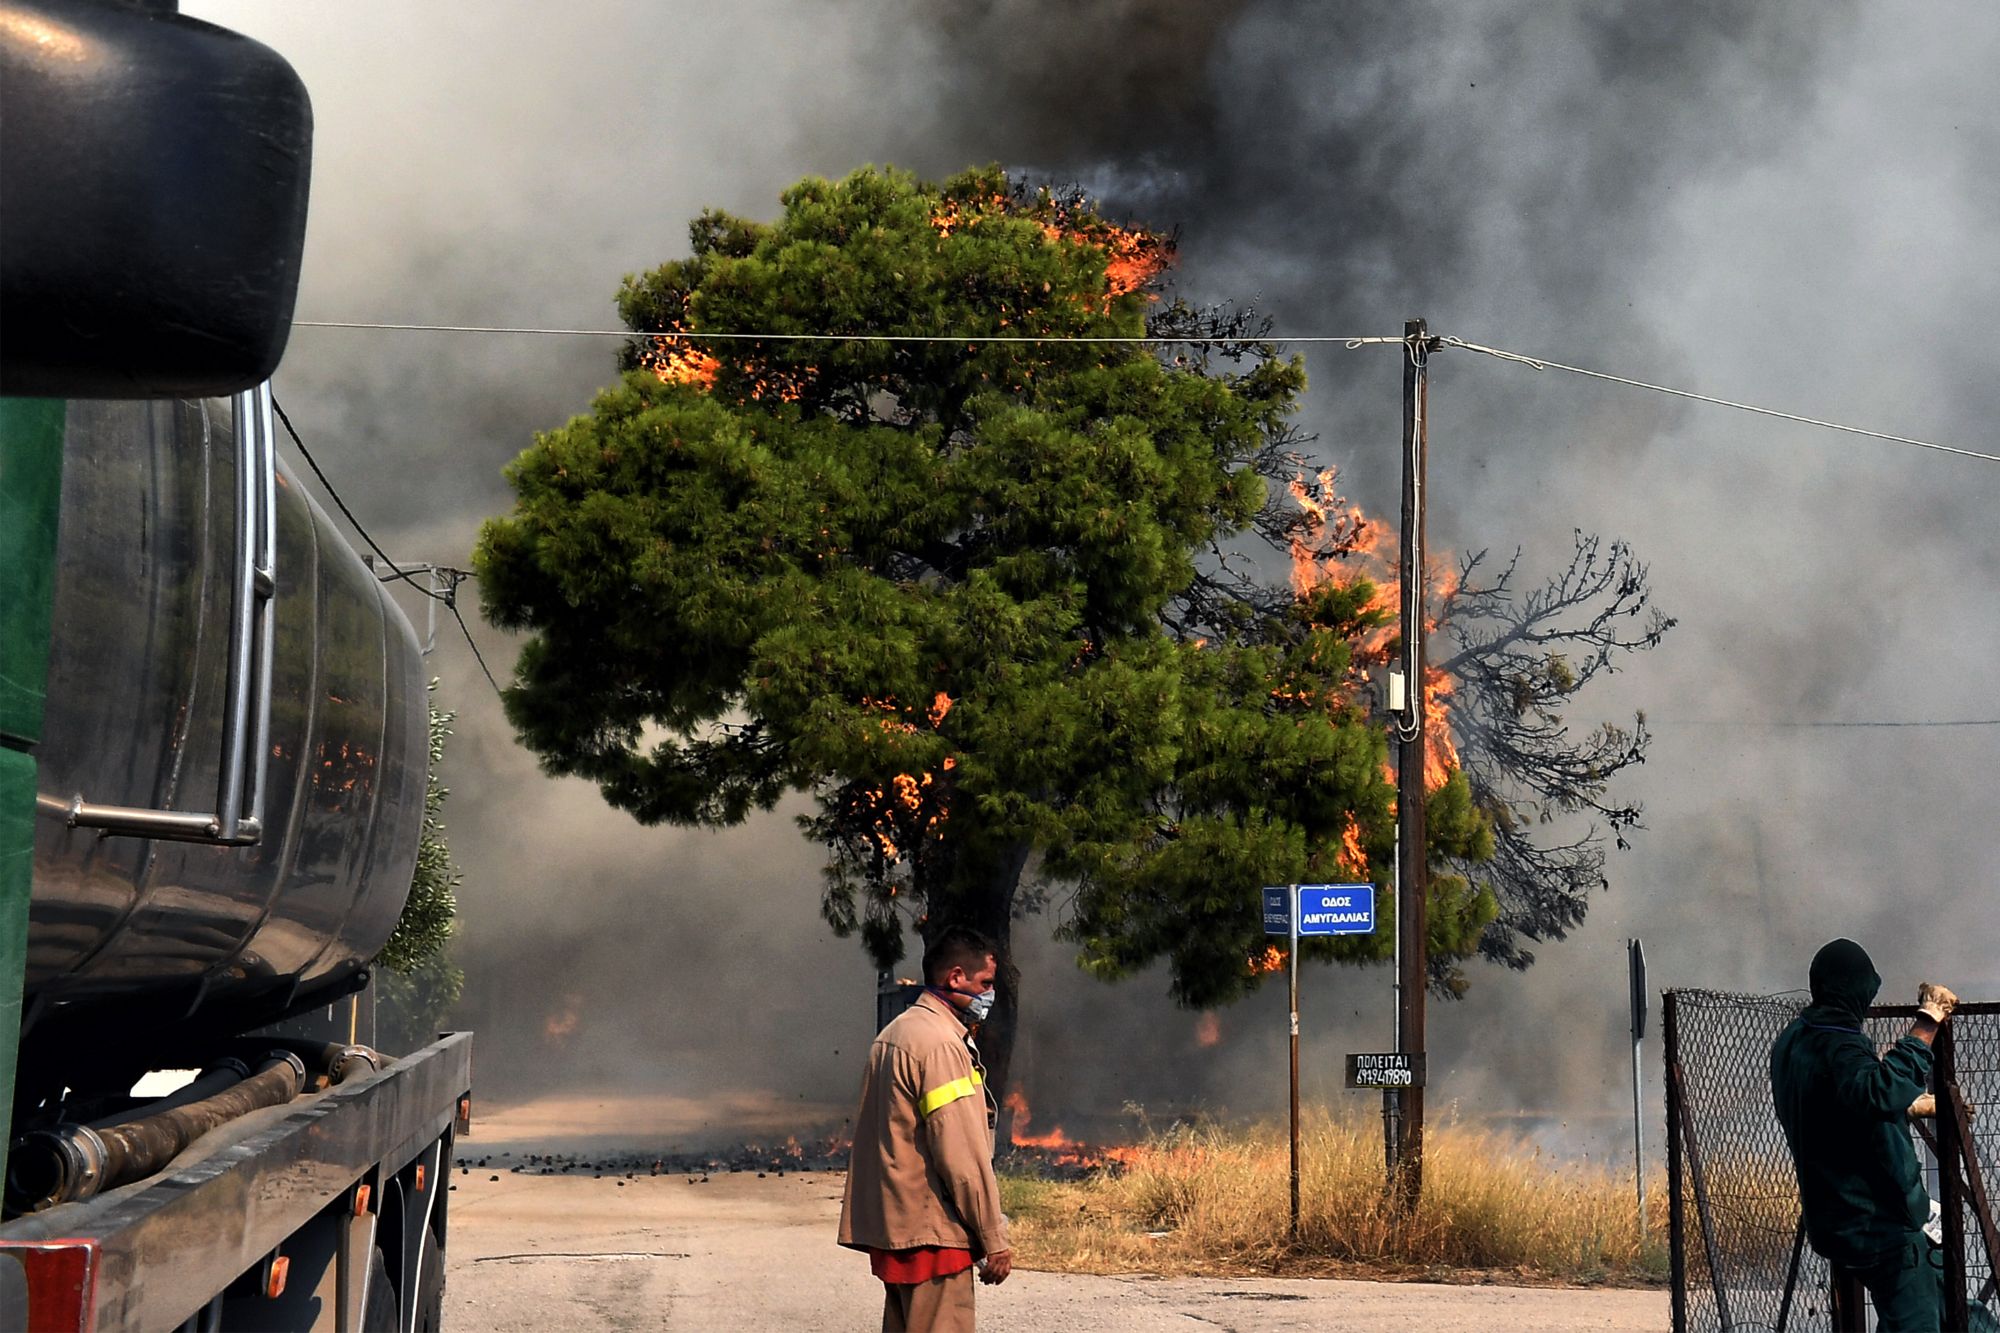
left=1775, top=1216, right=1805, bottom=1333
left=1670, top=1052, right=1734, bottom=1332
left=1939, top=1023, right=1971, bottom=1332
left=1665, top=990, right=1686, bottom=1333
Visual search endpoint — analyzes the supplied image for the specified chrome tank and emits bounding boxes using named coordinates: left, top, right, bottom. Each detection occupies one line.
left=27, top=397, right=426, bottom=1041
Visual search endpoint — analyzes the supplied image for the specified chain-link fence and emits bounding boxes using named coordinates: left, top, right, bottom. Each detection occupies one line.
left=1665, top=990, right=1999, bottom=1332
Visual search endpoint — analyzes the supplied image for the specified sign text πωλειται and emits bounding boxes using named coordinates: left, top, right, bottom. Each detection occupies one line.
left=1345, top=1053, right=1426, bottom=1089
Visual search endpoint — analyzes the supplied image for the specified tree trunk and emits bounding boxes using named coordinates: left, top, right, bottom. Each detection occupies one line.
left=965, top=840, right=1031, bottom=1148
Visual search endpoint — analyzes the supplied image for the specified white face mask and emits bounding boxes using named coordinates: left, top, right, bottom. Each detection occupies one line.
left=934, top=983, right=996, bottom=1022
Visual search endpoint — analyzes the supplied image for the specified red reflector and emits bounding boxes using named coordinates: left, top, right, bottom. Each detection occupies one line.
left=354, top=1183, right=372, bottom=1215
left=265, top=1255, right=290, bottom=1300
left=0, top=1239, right=100, bottom=1333
left=414, top=1164, right=426, bottom=1192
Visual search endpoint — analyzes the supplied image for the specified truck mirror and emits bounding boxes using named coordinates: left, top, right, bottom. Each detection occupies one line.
left=0, top=0, right=312, bottom=398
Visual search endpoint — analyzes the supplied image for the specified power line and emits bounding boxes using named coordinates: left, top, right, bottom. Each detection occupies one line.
left=270, top=395, right=507, bottom=701
left=1438, top=336, right=2000, bottom=466
left=295, top=319, right=1996, bottom=465
left=446, top=597, right=503, bottom=696
left=294, top=319, right=1403, bottom=347
left=270, top=396, right=446, bottom=602
left=1654, top=718, right=2000, bottom=729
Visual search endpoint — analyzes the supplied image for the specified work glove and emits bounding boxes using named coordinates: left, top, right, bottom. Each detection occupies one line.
left=1909, top=1093, right=1937, bottom=1119
left=1918, top=982, right=1959, bottom=1024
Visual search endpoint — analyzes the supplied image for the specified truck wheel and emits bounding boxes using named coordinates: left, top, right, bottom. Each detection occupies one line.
left=412, top=1225, right=444, bottom=1333
left=362, top=1246, right=398, bottom=1332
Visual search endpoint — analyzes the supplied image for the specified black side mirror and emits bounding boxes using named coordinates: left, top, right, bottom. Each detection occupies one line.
left=0, top=0, right=312, bottom=398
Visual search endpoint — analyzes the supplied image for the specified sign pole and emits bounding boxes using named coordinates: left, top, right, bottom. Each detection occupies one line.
left=1629, top=938, right=1648, bottom=1235
left=1261, top=881, right=1373, bottom=1237
left=1288, top=882, right=1301, bottom=1243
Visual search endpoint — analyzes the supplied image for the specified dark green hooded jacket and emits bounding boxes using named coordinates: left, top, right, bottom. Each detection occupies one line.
left=1770, top=938, right=1933, bottom=1268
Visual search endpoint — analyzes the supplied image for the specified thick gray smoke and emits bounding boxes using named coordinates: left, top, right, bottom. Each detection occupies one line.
left=194, top=1, right=2000, bottom=1157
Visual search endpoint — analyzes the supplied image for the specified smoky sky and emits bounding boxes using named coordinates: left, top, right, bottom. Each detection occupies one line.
left=191, top=1, right=2000, bottom=1156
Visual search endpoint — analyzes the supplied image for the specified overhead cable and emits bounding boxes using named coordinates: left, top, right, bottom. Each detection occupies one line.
left=297, top=319, right=1992, bottom=464
left=1438, top=337, right=2000, bottom=466
left=1654, top=717, right=2000, bottom=729
left=294, top=319, right=1402, bottom=347
left=270, top=396, right=445, bottom=601
left=447, top=599, right=504, bottom=696
left=270, top=396, right=508, bottom=701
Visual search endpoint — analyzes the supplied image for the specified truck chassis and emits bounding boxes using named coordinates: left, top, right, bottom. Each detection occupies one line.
left=0, top=1032, right=472, bottom=1332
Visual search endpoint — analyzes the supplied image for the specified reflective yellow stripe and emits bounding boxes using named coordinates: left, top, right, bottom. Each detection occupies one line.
left=917, top=1070, right=984, bottom=1119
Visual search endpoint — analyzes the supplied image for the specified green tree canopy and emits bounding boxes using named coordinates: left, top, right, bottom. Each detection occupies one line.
left=378, top=684, right=461, bottom=974
left=376, top=685, right=465, bottom=1053
left=477, top=166, right=1493, bottom=1091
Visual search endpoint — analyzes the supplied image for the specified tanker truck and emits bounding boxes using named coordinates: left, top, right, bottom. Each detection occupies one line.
left=0, top=2, right=473, bottom=1327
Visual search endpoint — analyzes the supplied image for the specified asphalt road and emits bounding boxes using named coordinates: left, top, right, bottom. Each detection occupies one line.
left=443, top=1168, right=1669, bottom=1331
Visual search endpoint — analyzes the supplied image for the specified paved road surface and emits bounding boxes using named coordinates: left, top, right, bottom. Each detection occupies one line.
left=443, top=1167, right=1667, bottom=1331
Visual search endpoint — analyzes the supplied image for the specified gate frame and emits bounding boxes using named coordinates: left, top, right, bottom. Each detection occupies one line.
left=1665, top=991, right=2000, bottom=1333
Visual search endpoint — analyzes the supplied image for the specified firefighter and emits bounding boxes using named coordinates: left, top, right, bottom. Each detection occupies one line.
left=1770, top=938, right=1957, bottom=1332
left=840, top=925, right=1012, bottom=1332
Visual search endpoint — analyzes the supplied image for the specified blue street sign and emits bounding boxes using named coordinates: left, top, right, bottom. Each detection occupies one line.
left=1295, top=884, right=1374, bottom=935
left=1262, top=886, right=1291, bottom=935
left=1263, top=884, right=1375, bottom=935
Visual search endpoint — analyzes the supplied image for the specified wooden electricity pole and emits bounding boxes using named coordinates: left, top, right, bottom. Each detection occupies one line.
left=1394, top=317, right=1432, bottom=1208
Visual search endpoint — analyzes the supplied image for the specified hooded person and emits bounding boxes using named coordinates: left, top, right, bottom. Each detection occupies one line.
left=1770, top=938, right=1959, bottom=1332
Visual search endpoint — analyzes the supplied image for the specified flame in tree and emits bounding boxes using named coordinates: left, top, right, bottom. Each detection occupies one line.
left=929, top=189, right=1173, bottom=308
left=1337, top=815, right=1369, bottom=879
left=843, top=694, right=957, bottom=866
left=641, top=320, right=719, bottom=390
left=1285, top=466, right=1461, bottom=792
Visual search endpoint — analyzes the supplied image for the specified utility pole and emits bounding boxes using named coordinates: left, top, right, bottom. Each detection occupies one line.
left=1385, top=822, right=1401, bottom=1181
left=1394, top=317, right=1432, bottom=1209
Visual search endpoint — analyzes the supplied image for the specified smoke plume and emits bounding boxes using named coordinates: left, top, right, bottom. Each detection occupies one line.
left=192, top=1, right=2000, bottom=1155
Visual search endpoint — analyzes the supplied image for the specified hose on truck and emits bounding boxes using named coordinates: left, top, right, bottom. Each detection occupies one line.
left=6, top=1042, right=388, bottom=1214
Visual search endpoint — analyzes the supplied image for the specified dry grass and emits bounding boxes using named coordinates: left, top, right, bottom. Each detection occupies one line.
left=1002, top=1112, right=1669, bottom=1285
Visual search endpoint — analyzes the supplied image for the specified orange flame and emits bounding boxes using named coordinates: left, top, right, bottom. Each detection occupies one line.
left=849, top=693, right=958, bottom=864
left=929, top=192, right=1171, bottom=308
left=543, top=994, right=583, bottom=1042
left=1337, top=815, right=1368, bottom=879
left=644, top=330, right=719, bottom=390
left=643, top=297, right=806, bottom=402
left=1287, top=466, right=1460, bottom=790
left=1004, top=1087, right=1141, bottom=1167
left=1248, top=945, right=1286, bottom=975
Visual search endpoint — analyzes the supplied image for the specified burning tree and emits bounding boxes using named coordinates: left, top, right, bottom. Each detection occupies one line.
left=1434, top=535, right=1674, bottom=979
left=1186, top=465, right=1674, bottom=998
left=474, top=166, right=1492, bottom=1099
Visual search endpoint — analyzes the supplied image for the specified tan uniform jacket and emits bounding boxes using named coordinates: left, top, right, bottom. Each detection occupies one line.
left=839, top=990, right=1008, bottom=1257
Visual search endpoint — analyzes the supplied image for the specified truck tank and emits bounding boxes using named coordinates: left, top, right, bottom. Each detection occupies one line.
left=23, top=394, right=427, bottom=1081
